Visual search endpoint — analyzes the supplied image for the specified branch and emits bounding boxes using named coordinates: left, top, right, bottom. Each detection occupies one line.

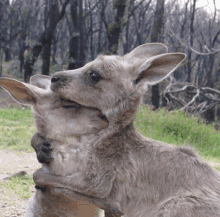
left=162, top=79, right=220, bottom=119
left=128, top=0, right=150, bottom=19
left=202, top=87, right=220, bottom=95
left=212, top=28, right=220, bottom=47
left=167, top=27, right=220, bottom=56
left=100, top=0, right=108, bottom=31
left=59, top=0, right=71, bottom=20
left=179, top=88, right=200, bottom=111
left=83, top=0, right=102, bottom=19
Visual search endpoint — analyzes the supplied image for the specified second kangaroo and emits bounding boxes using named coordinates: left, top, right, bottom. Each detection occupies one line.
left=0, top=75, right=122, bottom=217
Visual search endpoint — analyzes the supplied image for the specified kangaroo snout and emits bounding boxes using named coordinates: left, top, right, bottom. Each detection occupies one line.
left=51, top=73, right=67, bottom=84
left=51, top=76, right=61, bottom=83
left=51, top=73, right=69, bottom=92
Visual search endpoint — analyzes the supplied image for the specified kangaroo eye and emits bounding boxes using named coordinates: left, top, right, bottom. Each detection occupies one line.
left=89, top=71, right=102, bottom=83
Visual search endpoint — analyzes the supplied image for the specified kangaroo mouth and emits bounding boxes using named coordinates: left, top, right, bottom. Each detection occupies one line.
left=60, top=98, right=81, bottom=109
left=59, top=98, right=107, bottom=121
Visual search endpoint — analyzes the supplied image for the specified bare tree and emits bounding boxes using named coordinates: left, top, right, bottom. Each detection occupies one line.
left=67, top=0, right=80, bottom=69
left=24, top=0, right=70, bottom=82
left=105, top=0, right=127, bottom=54
left=150, top=0, right=165, bottom=109
left=186, top=0, right=196, bottom=83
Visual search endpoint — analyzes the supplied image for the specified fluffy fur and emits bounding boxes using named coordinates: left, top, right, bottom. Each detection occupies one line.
left=34, top=43, right=220, bottom=217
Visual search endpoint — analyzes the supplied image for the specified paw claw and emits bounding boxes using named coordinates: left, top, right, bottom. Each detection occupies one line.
left=37, top=152, right=53, bottom=164
left=35, top=185, right=47, bottom=192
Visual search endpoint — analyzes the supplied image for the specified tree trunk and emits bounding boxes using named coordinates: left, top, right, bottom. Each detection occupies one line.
left=0, top=50, right=3, bottom=77
left=107, top=0, right=127, bottom=54
left=41, top=0, right=59, bottom=75
left=24, top=32, right=45, bottom=82
left=78, top=0, right=85, bottom=67
left=68, top=0, right=80, bottom=70
left=186, top=0, right=196, bottom=83
left=89, top=1, right=94, bottom=60
left=41, top=42, right=52, bottom=75
left=206, top=54, right=215, bottom=88
left=19, top=47, right=25, bottom=77
left=23, top=0, right=70, bottom=81
left=97, top=18, right=103, bottom=54
left=4, top=47, right=11, bottom=62
left=24, top=58, right=34, bottom=82
left=52, top=34, right=58, bottom=65
left=18, top=30, right=27, bottom=78
left=68, top=36, right=79, bottom=69
left=150, top=0, right=165, bottom=109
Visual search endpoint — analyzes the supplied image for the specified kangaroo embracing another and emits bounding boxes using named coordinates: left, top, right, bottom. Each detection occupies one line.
left=33, top=43, right=220, bottom=217
left=0, top=75, right=122, bottom=217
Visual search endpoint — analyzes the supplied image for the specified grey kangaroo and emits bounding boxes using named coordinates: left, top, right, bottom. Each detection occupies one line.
left=33, top=43, right=220, bottom=217
left=0, top=75, right=122, bottom=217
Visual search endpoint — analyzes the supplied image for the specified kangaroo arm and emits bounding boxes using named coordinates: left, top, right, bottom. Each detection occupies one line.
left=31, top=133, right=53, bottom=164
left=51, top=187, right=123, bottom=216
left=33, top=168, right=114, bottom=198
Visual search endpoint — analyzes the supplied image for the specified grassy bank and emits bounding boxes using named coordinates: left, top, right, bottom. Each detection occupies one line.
left=0, top=107, right=35, bottom=152
left=135, top=106, right=220, bottom=161
left=1, top=106, right=220, bottom=159
left=1, top=175, right=34, bottom=199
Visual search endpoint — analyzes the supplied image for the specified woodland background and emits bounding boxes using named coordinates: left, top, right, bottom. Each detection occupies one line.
left=1, top=0, right=220, bottom=123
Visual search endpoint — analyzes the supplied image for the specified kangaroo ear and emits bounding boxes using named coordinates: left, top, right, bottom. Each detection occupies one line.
left=124, top=43, right=168, bottom=64
left=134, top=53, right=186, bottom=85
left=30, top=75, right=51, bottom=89
left=0, top=78, right=39, bottom=105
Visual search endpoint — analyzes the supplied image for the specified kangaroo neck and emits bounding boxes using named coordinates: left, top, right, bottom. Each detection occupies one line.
left=93, top=121, right=137, bottom=163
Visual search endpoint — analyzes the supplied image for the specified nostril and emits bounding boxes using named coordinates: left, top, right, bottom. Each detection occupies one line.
left=51, top=76, right=60, bottom=83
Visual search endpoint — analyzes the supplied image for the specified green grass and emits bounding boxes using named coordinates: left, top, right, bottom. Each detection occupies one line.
left=0, top=107, right=36, bottom=152
left=1, top=175, right=34, bottom=199
left=214, top=166, right=220, bottom=172
left=135, top=106, right=220, bottom=159
left=1, top=106, right=220, bottom=159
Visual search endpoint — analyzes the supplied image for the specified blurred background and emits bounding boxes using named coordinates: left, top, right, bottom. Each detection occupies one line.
left=1, top=0, right=220, bottom=123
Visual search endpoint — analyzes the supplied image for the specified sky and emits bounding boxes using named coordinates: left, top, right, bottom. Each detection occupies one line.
left=194, top=0, right=220, bottom=13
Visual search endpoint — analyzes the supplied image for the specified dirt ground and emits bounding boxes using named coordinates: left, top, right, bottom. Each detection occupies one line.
left=0, top=150, right=41, bottom=217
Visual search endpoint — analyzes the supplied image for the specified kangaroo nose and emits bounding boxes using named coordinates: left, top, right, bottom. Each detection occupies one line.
left=51, top=76, right=61, bottom=83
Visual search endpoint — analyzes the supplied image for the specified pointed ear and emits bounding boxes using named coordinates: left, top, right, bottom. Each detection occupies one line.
left=124, top=43, right=168, bottom=63
left=0, top=78, right=39, bottom=105
left=134, top=53, right=186, bottom=85
left=30, top=75, right=51, bottom=89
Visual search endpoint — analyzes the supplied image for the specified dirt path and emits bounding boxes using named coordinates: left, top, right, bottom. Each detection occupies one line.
left=0, top=150, right=40, bottom=217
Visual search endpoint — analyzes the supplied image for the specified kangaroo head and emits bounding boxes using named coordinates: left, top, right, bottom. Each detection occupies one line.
left=50, top=43, right=185, bottom=124
left=0, top=75, right=108, bottom=140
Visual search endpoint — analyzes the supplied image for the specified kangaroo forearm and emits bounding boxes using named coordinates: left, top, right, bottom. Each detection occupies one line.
left=31, top=133, right=45, bottom=151
left=52, top=187, right=123, bottom=216
left=31, top=133, right=52, bottom=164
left=33, top=168, right=113, bottom=198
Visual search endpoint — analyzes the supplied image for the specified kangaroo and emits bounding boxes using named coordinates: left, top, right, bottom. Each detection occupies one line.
left=33, top=43, right=220, bottom=217
left=0, top=75, right=122, bottom=217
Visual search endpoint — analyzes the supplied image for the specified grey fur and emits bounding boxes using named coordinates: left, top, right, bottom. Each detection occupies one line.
left=34, top=43, right=220, bottom=217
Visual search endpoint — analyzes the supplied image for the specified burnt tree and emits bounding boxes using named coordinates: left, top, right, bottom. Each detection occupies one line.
left=107, top=0, right=127, bottom=54
left=24, top=0, right=70, bottom=82
left=150, top=0, right=165, bottom=109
